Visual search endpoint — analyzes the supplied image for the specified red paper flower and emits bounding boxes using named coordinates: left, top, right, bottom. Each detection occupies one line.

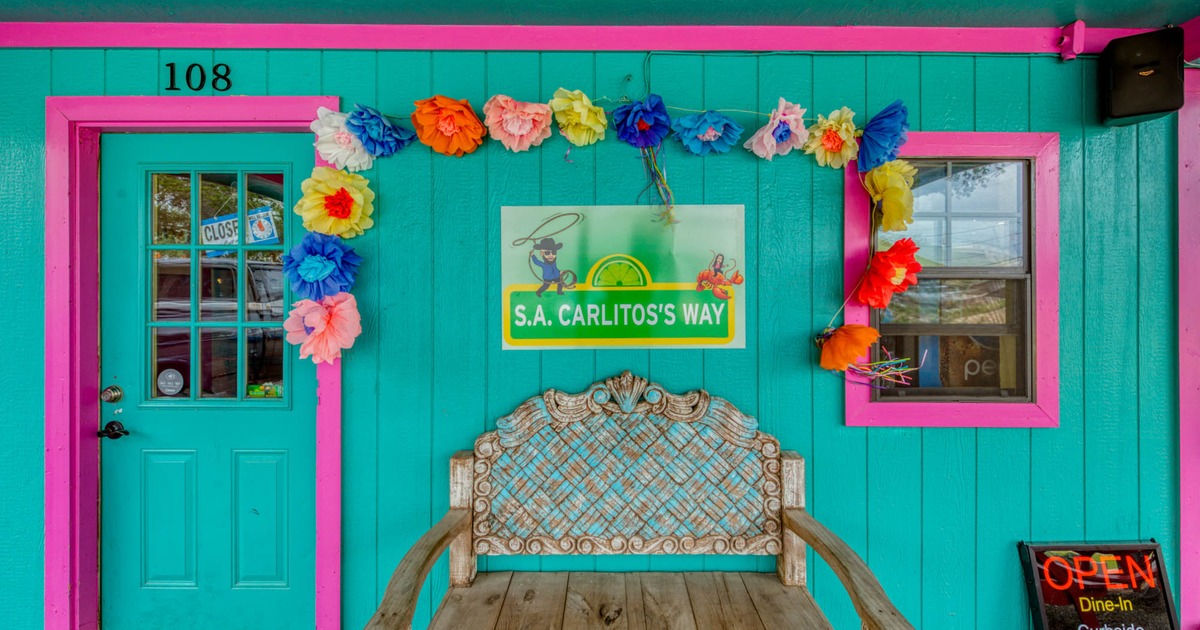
left=856, top=238, right=922, bottom=309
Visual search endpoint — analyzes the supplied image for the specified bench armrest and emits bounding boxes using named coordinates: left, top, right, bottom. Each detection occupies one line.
left=782, top=508, right=914, bottom=630
left=365, top=509, right=470, bottom=630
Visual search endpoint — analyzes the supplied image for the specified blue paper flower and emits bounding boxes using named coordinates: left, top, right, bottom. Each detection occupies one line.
left=346, top=104, right=417, bottom=158
left=282, top=232, right=363, bottom=301
left=857, top=100, right=909, bottom=173
left=670, top=110, right=744, bottom=156
left=612, top=94, right=672, bottom=149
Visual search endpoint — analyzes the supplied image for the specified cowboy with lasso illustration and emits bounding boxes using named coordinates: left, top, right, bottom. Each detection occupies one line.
left=530, top=237, right=567, bottom=297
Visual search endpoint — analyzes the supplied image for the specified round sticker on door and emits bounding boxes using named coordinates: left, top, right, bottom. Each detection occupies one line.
left=156, top=369, right=184, bottom=396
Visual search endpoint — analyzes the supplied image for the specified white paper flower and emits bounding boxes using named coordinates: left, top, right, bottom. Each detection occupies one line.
left=311, top=107, right=373, bottom=172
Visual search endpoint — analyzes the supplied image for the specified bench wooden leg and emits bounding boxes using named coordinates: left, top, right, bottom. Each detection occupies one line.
left=449, top=451, right=477, bottom=587
left=776, top=451, right=806, bottom=587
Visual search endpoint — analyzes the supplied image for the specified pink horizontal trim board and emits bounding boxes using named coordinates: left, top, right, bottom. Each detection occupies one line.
left=841, top=132, right=1060, bottom=428
left=0, top=22, right=1149, bottom=53
left=1179, top=72, right=1199, bottom=630
left=43, top=95, right=342, bottom=630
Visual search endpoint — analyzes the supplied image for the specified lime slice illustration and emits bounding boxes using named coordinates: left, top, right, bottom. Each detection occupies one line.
left=590, top=256, right=649, bottom=287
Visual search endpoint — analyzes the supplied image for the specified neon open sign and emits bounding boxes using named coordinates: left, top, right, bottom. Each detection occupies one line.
left=1018, top=542, right=1179, bottom=630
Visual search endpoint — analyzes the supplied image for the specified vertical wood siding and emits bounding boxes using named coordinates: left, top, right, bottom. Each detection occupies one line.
left=0, top=49, right=1179, bottom=630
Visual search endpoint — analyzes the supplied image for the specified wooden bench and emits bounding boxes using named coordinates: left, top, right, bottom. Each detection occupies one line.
left=368, top=372, right=914, bottom=630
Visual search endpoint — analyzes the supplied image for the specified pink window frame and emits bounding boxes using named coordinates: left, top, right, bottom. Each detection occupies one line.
left=841, top=131, right=1060, bottom=428
left=43, top=95, right=343, bottom=630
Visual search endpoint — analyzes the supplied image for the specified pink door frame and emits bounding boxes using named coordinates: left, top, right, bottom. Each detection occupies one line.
left=1179, top=72, right=1200, bottom=630
left=43, top=95, right=342, bottom=630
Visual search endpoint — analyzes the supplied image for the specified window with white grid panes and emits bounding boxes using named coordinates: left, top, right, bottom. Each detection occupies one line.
left=147, top=170, right=290, bottom=402
left=873, top=159, right=1032, bottom=401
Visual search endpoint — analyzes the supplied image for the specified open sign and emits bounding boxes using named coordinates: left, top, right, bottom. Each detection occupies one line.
left=1018, top=542, right=1178, bottom=630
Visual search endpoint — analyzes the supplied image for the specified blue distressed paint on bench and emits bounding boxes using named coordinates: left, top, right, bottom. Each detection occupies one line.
left=472, top=372, right=783, bottom=556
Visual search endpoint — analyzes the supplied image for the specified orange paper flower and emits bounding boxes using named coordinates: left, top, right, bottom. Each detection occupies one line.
left=817, top=324, right=880, bottom=372
left=856, top=238, right=923, bottom=309
left=411, top=95, right=486, bottom=157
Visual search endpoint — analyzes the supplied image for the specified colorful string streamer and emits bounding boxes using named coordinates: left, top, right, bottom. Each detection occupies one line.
left=845, top=346, right=926, bottom=389
left=642, top=145, right=676, bottom=224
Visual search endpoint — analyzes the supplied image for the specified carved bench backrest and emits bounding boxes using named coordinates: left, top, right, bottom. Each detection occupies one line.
left=471, top=372, right=783, bottom=556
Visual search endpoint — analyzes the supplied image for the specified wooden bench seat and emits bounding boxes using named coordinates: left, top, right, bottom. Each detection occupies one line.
left=368, top=373, right=913, bottom=630
left=428, top=571, right=831, bottom=630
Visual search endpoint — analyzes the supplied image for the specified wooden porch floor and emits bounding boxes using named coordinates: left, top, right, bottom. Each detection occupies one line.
left=428, top=572, right=832, bottom=630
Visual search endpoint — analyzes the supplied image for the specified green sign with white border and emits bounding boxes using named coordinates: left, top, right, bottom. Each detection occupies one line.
left=501, top=205, right=746, bottom=350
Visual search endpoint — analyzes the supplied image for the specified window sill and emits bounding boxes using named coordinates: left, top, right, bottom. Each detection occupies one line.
left=844, top=398, right=1059, bottom=428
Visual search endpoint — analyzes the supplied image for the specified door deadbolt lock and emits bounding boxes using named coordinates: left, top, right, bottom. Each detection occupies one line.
left=100, top=385, right=124, bottom=403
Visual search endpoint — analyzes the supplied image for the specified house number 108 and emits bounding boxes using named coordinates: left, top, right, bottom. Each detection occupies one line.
left=165, top=63, right=232, bottom=92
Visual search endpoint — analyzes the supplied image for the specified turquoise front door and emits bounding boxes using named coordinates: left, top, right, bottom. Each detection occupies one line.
left=99, top=133, right=317, bottom=629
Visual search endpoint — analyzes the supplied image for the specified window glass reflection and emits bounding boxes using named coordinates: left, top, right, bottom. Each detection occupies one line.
left=152, top=251, right=191, bottom=322
left=199, top=173, right=239, bottom=247
left=898, top=160, right=1027, bottom=269
left=246, top=328, right=284, bottom=398
left=879, top=333, right=1027, bottom=398
left=152, top=173, right=191, bottom=245
left=151, top=328, right=191, bottom=399
left=199, top=328, right=239, bottom=399
left=200, top=252, right=238, bottom=321
left=246, top=251, right=284, bottom=322
left=881, top=279, right=1023, bottom=326
left=245, top=173, right=285, bottom=246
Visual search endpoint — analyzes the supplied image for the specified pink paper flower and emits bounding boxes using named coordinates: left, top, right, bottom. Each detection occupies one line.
left=482, top=94, right=554, bottom=152
left=284, top=293, right=363, bottom=365
left=744, top=97, right=809, bottom=161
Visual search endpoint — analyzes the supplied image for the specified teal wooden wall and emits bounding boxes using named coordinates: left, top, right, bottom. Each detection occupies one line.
left=0, top=48, right=1180, bottom=629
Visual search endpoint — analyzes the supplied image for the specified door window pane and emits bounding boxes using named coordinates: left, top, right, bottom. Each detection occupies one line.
left=246, top=251, right=284, bottom=322
left=246, top=328, right=284, bottom=398
left=151, top=328, right=191, bottom=398
left=147, top=167, right=288, bottom=403
left=245, top=173, right=285, bottom=245
left=199, top=328, right=239, bottom=398
left=200, top=252, right=238, bottom=321
left=152, top=251, right=191, bottom=322
left=199, top=173, right=239, bottom=247
left=152, top=173, right=191, bottom=245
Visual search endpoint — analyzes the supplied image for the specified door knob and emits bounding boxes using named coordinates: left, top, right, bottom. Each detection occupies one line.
left=98, top=420, right=130, bottom=440
left=100, top=385, right=123, bottom=403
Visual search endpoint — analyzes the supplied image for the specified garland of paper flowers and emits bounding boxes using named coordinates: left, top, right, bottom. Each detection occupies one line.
left=813, top=100, right=929, bottom=387
left=296, top=94, right=927, bottom=382
left=282, top=164, right=370, bottom=364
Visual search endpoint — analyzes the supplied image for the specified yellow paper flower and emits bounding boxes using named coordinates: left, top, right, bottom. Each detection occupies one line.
left=549, top=88, right=607, bottom=147
left=803, top=106, right=860, bottom=169
left=294, top=166, right=375, bottom=239
left=864, top=159, right=917, bottom=232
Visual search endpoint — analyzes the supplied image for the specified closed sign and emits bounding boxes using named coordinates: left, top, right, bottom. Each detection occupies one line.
left=200, top=207, right=279, bottom=254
